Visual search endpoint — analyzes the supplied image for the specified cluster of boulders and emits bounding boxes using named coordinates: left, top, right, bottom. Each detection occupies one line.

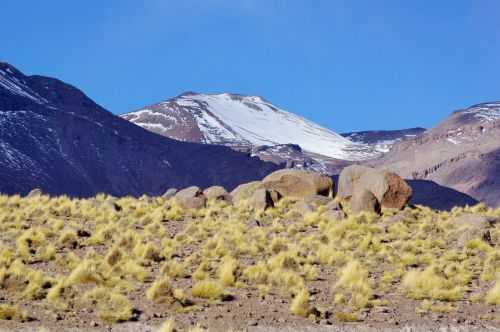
left=337, top=165, right=413, bottom=213
left=165, top=166, right=414, bottom=219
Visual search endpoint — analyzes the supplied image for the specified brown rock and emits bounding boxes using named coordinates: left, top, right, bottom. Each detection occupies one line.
left=350, top=189, right=381, bottom=214
left=175, top=186, right=206, bottom=209
left=203, top=186, right=231, bottom=201
left=259, top=169, right=333, bottom=199
left=338, top=165, right=412, bottom=209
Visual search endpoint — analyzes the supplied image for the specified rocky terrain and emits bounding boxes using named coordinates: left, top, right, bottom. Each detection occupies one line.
left=372, top=102, right=500, bottom=207
left=0, top=63, right=278, bottom=197
left=0, top=168, right=498, bottom=332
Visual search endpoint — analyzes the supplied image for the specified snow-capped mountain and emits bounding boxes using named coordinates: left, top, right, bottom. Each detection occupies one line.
left=0, top=63, right=278, bottom=196
left=122, top=92, right=379, bottom=162
left=373, top=102, right=500, bottom=207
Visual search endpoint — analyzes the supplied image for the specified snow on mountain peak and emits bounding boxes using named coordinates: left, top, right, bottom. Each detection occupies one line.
left=122, top=92, right=379, bottom=161
left=463, top=102, right=500, bottom=122
left=0, top=64, right=48, bottom=105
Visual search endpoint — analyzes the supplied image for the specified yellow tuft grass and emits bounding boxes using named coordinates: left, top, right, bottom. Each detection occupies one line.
left=191, top=280, right=224, bottom=300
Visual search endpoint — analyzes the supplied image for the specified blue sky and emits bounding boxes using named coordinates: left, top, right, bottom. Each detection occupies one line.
left=2, top=0, right=500, bottom=132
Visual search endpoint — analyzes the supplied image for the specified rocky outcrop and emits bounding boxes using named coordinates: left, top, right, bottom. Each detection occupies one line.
left=338, top=165, right=412, bottom=209
left=259, top=169, right=333, bottom=199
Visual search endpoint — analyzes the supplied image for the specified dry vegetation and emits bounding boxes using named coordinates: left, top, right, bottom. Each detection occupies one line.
left=0, top=193, right=499, bottom=331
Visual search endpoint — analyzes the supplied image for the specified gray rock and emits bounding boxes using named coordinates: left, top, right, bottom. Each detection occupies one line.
left=322, top=209, right=346, bottom=220
left=179, top=196, right=207, bottom=210
left=259, top=169, right=334, bottom=199
left=27, top=188, right=43, bottom=198
left=203, top=186, right=231, bottom=201
left=350, top=189, right=381, bottom=214
left=175, top=186, right=206, bottom=209
left=231, top=181, right=262, bottom=203
left=294, top=201, right=315, bottom=215
left=162, top=188, right=178, bottom=198
left=325, top=200, right=343, bottom=211
left=175, top=186, right=202, bottom=199
left=452, top=213, right=497, bottom=247
left=250, top=188, right=277, bottom=210
left=302, top=194, right=332, bottom=206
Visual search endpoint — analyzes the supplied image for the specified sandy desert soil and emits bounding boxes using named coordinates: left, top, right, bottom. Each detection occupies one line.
left=0, top=194, right=498, bottom=331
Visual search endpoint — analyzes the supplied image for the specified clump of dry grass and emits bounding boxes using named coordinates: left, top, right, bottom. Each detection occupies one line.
left=333, top=260, right=373, bottom=310
left=191, top=280, right=224, bottom=300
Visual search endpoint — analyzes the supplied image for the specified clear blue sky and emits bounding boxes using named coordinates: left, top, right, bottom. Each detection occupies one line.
left=2, top=0, right=500, bottom=132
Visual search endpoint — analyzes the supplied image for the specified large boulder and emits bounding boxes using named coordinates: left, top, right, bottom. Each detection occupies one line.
left=174, top=186, right=206, bottom=209
left=250, top=188, right=280, bottom=210
left=259, top=169, right=333, bottom=199
left=230, top=181, right=262, bottom=203
left=350, top=189, right=381, bottom=214
left=337, top=165, right=412, bottom=210
left=203, top=186, right=231, bottom=202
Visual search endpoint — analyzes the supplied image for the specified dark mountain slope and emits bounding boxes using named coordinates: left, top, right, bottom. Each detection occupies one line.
left=0, top=62, right=278, bottom=197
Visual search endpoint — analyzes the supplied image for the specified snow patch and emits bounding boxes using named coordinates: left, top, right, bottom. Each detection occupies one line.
left=464, top=104, right=500, bottom=122
left=0, top=70, right=48, bottom=104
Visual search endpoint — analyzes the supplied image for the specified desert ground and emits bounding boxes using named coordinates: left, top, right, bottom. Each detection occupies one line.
left=0, top=174, right=499, bottom=332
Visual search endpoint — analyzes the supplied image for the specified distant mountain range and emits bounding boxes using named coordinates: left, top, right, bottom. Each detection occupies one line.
left=0, top=63, right=278, bottom=197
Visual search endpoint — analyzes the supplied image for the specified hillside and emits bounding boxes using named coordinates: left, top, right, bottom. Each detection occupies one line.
left=0, top=63, right=278, bottom=197
left=373, top=102, right=500, bottom=207
left=341, top=128, right=426, bottom=153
